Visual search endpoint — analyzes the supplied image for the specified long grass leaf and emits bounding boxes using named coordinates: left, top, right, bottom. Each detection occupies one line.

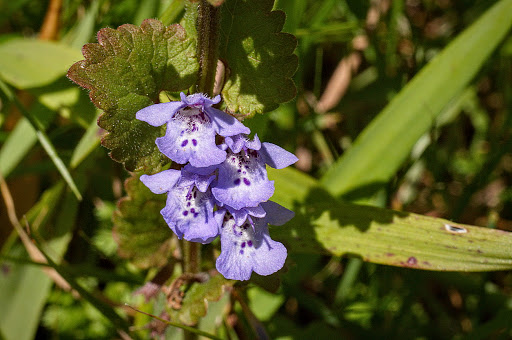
left=0, top=78, right=82, bottom=200
left=271, top=167, right=512, bottom=271
left=320, top=0, right=512, bottom=199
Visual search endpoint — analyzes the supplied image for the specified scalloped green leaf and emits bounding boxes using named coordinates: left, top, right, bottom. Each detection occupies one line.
left=219, top=0, right=298, bottom=115
left=167, top=274, right=234, bottom=326
left=113, top=175, right=174, bottom=269
left=67, top=19, right=199, bottom=173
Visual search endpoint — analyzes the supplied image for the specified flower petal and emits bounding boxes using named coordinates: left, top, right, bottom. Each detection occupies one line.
left=135, top=101, right=185, bottom=127
left=156, top=109, right=226, bottom=167
left=179, top=168, right=216, bottom=193
left=212, top=150, right=274, bottom=209
left=162, top=186, right=218, bottom=242
left=225, top=204, right=266, bottom=226
left=206, top=107, right=250, bottom=137
left=260, top=201, right=295, bottom=226
left=140, top=170, right=181, bottom=194
left=260, top=142, right=298, bottom=169
left=181, top=92, right=221, bottom=107
left=225, top=134, right=261, bottom=153
left=216, top=218, right=286, bottom=281
left=184, top=163, right=219, bottom=176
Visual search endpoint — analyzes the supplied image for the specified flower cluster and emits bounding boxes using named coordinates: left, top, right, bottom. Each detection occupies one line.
left=136, top=93, right=298, bottom=281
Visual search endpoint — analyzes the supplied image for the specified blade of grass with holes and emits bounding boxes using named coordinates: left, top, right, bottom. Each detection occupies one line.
left=269, top=168, right=512, bottom=271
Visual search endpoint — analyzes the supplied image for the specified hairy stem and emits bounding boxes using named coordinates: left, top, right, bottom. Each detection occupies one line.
left=183, top=241, right=201, bottom=273
left=196, top=0, right=221, bottom=96
left=182, top=241, right=200, bottom=340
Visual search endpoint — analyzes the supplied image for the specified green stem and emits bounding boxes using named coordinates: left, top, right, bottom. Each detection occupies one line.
left=183, top=242, right=201, bottom=340
left=196, top=0, right=221, bottom=96
left=159, top=0, right=185, bottom=26
left=183, top=241, right=201, bottom=273
left=182, top=3, right=219, bottom=338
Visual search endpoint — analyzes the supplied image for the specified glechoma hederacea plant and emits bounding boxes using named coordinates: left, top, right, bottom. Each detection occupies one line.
left=137, top=92, right=298, bottom=280
left=68, top=0, right=299, bottom=307
left=54, top=0, right=512, bottom=336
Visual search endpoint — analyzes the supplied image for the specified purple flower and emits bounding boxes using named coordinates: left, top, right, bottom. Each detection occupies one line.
left=137, top=93, right=299, bottom=281
left=214, top=204, right=267, bottom=230
left=215, top=201, right=294, bottom=281
left=136, top=93, right=249, bottom=168
left=141, top=169, right=218, bottom=243
left=212, top=134, right=299, bottom=210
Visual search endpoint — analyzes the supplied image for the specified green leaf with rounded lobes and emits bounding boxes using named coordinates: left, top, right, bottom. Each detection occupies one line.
left=113, top=175, right=175, bottom=269
left=67, top=19, right=199, bottom=173
left=219, top=0, right=298, bottom=116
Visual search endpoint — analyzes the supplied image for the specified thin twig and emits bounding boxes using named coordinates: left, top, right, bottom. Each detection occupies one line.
left=125, top=304, right=223, bottom=340
left=39, top=0, right=62, bottom=41
left=0, top=173, right=75, bottom=294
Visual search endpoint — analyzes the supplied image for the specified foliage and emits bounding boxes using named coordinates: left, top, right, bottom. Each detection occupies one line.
left=1, top=0, right=512, bottom=339
left=68, top=19, right=198, bottom=173
left=113, top=175, right=175, bottom=269
left=219, top=0, right=298, bottom=115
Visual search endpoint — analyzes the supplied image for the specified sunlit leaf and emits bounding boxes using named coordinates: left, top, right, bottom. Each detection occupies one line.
left=219, top=0, right=298, bottom=115
left=270, top=167, right=512, bottom=271
left=0, top=39, right=82, bottom=89
left=67, top=19, right=199, bottom=173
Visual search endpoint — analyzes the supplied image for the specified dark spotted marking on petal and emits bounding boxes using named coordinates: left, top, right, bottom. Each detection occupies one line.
left=243, top=178, right=251, bottom=186
left=192, top=139, right=198, bottom=146
left=181, top=140, right=188, bottom=147
left=234, top=178, right=241, bottom=185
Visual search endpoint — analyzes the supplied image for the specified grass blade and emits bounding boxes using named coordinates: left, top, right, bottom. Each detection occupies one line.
left=320, top=0, right=512, bottom=199
left=69, top=114, right=101, bottom=169
left=271, top=167, right=512, bottom=272
left=126, top=304, right=223, bottom=340
left=0, top=78, right=82, bottom=200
